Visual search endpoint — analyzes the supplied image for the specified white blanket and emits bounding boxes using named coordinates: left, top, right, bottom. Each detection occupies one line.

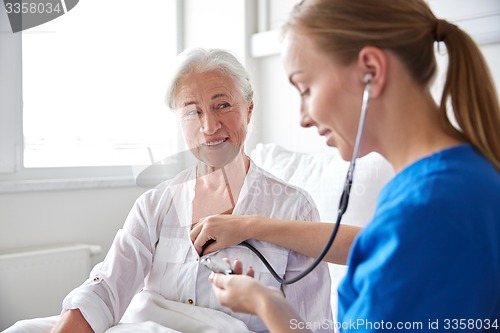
left=5, top=291, right=252, bottom=333
left=116, top=290, right=252, bottom=333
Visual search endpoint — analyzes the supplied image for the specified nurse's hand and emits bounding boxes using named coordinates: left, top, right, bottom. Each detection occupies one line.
left=209, top=259, right=281, bottom=315
left=210, top=273, right=281, bottom=314
left=209, top=259, right=308, bottom=333
left=191, top=214, right=261, bottom=255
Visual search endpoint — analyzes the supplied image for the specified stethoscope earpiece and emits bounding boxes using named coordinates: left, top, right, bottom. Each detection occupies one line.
left=364, top=73, right=373, bottom=84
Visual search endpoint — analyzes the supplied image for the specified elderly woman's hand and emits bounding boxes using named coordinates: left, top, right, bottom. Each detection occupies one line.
left=191, top=214, right=261, bottom=256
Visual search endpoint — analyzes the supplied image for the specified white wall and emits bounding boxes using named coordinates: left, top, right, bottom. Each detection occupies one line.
left=183, top=0, right=249, bottom=58
left=0, top=187, right=146, bottom=263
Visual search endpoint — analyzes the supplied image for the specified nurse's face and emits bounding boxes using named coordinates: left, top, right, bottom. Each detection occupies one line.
left=282, top=32, right=362, bottom=160
left=175, top=70, right=252, bottom=168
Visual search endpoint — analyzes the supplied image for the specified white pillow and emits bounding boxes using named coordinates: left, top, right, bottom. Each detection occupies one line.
left=250, top=143, right=394, bottom=226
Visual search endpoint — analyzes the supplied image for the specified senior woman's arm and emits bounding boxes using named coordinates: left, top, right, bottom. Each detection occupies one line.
left=191, top=215, right=360, bottom=265
left=50, top=309, right=93, bottom=333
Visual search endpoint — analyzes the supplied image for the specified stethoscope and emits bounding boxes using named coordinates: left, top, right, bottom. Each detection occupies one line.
left=202, top=73, right=373, bottom=284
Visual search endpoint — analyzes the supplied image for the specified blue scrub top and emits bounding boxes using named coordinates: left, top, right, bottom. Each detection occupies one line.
left=338, top=144, right=500, bottom=332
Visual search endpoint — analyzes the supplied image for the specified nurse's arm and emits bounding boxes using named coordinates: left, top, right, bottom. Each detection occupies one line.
left=191, top=215, right=360, bottom=265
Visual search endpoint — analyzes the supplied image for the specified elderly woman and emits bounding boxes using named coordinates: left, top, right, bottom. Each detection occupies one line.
left=6, top=48, right=333, bottom=333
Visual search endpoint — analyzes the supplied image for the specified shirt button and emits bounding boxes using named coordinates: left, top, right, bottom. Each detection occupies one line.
left=187, top=299, right=194, bottom=305
left=93, top=276, right=100, bottom=282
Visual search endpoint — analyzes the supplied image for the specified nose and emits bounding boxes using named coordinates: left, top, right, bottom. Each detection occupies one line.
left=299, top=106, right=315, bottom=128
left=200, top=112, right=221, bottom=135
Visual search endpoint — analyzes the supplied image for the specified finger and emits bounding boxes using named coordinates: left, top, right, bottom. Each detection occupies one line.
left=190, top=224, right=204, bottom=254
left=193, top=238, right=204, bottom=256
left=192, top=212, right=224, bottom=244
left=247, top=265, right=255, bottom=278
left=205, top=239, right=226, bottom=256
left=210, top=275, right=231, bottom=307
left=209, top=272, right=228, bottom=290
left=200, top=238, right=215, bottom=256
left=221, top=257, right=241, bottom=275
left=192, top=232, right=215, bottom=256
left=190, top=218, right=204, bottom=242
left=232, top=259, right=243, bottom=275
left=191, top=216, right=222, bottom=255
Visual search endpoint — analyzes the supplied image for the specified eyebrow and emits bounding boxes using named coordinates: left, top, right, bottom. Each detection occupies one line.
left=211, top=93, right=228, bottom=100
left=288, top=71, right=302, bottom=85
left=182, top=93, right=229, bottom=107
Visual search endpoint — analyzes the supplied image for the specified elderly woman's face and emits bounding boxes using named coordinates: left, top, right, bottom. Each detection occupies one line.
left=175, top=70, right=252, bottom=168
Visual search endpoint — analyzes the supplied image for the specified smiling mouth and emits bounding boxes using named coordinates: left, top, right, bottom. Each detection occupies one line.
left=201, top=138, right=228, bottom=147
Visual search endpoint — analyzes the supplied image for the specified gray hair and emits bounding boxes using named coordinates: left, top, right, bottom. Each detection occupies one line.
left=165, top=48, right=254, bottom=110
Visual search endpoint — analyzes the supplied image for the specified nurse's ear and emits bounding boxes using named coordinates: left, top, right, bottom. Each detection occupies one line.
left=357, top=46, right=388, bottom=99
left=246, top=101, right=254, bottom=124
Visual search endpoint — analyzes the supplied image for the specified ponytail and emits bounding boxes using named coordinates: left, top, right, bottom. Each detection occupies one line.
left=437, top=21, right=500, bottom=171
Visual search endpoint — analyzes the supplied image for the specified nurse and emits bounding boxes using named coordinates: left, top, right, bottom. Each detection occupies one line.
left=198, top=0, right=500, bottom=331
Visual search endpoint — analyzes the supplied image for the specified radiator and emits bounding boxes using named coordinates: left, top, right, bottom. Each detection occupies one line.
left=0, top=244, right=101, bottom=330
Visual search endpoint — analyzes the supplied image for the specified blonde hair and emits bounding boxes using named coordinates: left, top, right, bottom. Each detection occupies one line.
left=285, top=0, right=500, bottom=171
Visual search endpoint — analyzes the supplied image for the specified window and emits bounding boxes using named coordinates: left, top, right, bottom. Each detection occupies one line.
left=0, top=0, right=182, bottom=191
left=23, top=0, right=179, bottom=167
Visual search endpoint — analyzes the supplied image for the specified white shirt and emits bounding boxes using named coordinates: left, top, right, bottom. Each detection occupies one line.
left=63, top=160, right=333, bottom=333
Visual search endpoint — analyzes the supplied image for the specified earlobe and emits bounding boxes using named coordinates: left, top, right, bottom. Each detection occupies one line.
left=357, top=46, right=387, bottom=99
left=247, top=101, right=254, bottom=123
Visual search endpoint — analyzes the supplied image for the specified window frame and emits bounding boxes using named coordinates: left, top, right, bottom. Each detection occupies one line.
left=0, top=0, right=185, bottom=193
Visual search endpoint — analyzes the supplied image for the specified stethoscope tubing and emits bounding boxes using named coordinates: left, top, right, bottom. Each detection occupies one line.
left=241, top=76, right=372, bottom=284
